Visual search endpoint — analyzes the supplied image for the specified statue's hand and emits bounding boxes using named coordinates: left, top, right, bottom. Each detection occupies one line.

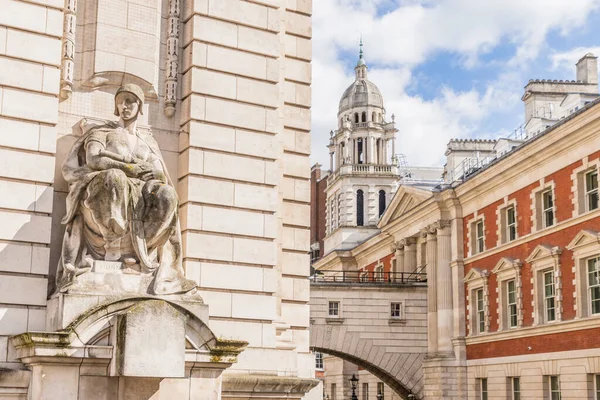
left=125, top=163, right=150, bottom=178
left=139, top=169, right=167, bottom=183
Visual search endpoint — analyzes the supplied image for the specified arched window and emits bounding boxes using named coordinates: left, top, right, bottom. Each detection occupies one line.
left=357, top=138, right=363, bottom=164
left=354, top=113, right=359, bottom=123
left=357, top=189, right=364, bottom=226
left=378, top=190, right=386, bottom=217
left=361, top=112, right=367, bottom=122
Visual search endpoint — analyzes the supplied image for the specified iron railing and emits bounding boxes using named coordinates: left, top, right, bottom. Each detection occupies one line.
left=310, top=270, right=426, bottom=284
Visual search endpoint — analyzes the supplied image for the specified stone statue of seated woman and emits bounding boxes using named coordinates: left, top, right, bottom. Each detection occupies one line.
left=56, top=84, right=197, bottom=295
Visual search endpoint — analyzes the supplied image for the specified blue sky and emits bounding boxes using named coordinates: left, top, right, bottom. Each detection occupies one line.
left=310, top=0, right=600, bottom=168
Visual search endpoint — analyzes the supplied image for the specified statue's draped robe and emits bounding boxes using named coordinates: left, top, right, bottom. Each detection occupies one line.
left=57, top=122, right=196, bottom=295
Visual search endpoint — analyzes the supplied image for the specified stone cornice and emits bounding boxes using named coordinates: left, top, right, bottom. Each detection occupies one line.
left=465, top=314, right=600, bottom=346
left=454, top=104, right=600, bottom=206
left=223, top=375, right=321, bottom=395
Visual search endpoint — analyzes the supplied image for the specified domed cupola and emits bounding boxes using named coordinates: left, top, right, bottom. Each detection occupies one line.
left=323, top=39, right=399, bottom=253
left=338, top=40, right=385, bottom=115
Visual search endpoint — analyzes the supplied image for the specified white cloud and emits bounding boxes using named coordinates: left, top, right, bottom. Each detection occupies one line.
left=310, top=0, right=600, bottom=168
left=550, top=47, right=600, bottom=73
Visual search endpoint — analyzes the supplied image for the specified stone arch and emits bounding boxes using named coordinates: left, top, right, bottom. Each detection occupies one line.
left=35, top=296, right=246, bottom=369
left=310, top=325, right=424, bottom=399
left=64, top=297, right=219, bottom=350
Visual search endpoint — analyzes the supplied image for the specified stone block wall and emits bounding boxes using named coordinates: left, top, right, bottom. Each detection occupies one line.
left=1, top=0, right=316, bottom=396
left=178, top=0, right=313, bottom=379
left=0, top=0, right=64, bottom=370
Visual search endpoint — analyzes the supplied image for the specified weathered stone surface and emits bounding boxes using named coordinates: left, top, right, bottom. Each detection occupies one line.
left=118, top=300, right=186, bottom=378
left=55, top=84, right=196, bottom=296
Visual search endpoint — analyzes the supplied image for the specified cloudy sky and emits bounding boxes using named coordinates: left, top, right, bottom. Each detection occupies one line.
left=310, top=0, right=600, bottom=169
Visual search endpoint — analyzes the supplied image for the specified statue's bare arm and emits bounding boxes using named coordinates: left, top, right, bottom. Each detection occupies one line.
left=85, top=141, right=149, bottom=178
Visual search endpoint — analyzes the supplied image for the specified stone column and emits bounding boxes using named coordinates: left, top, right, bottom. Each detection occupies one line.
left=402, top=237, right=417, bottom=275
left=425, top=225, right=438, bottom=355
left=354, top=139, right=359, bottom=164
left=391, top=136, right=396, bottom=157
left=329, top=151, right=334, bottom=171
left=348, top=138, right=353, bottom=164
left=436, top=220, right=453, bottom=355
left=394, top=243, right=404, bottom=281
left=369, top=136, right=375, bottom=163
left=344, top=138, right=349, bottom=163
left=383, top=139, right=388, bottom=164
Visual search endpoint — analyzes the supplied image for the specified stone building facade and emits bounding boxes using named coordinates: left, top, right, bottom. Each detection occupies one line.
left=311, top=53, right=600, bottom=398
left=0, top=0, right=318, bottom=399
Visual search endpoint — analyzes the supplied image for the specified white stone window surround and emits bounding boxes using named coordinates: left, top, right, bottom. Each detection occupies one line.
left=492, top=257, right=523, bottom=330
left=374, top=263, right=384, bottom=282
left=566, top=229, right=600, bottom=319
left=509, top=377, right=521, bottom=400
left=389, top=301, right=406, bottom=325
left=360, top=271, right=368, bottom=282
left=465, top=268, right=490, bottom=336
left=544, top=375, right=561, bottom=400
left=525, top=245, right=563, bottom=325
left=530, top=179, right=556, bottom=232
left=495, top=198, right=518, bottom=246
left=571, top=156, right=600, bottom=217
left=467, top=211, right=486, bottom=257
left=593, top=374, right=600, bottom=399
left=478, top=377, right=488, bottom=400
left=326, top=299, right=344, bottom=323
left=315, top=351, right=324, bottom=370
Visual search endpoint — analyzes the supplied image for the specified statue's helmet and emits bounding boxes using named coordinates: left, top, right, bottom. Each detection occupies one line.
left=114, top=83, right=145, bottom=116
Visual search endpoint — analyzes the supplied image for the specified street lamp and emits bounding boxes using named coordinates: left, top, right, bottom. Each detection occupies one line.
left=376, top=389, right=383, bottom=400
left=349, top=374, right=359, bottom=400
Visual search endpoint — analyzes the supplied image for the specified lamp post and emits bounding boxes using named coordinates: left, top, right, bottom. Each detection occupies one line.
left=349, top=374, right=359, bottom=400
left=376, top=389, right=383, bottom=400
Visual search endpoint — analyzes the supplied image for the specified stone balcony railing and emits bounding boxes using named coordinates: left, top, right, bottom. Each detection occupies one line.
left=328, top=164, right=398, bottom=182
left=310, top=270, right=427, bottom=285
left=339, top=121, right=396, bottom=131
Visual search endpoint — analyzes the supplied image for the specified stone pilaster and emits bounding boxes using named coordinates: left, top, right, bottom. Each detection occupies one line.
left=436, top=220, right=453, bottom=355
left=425, top=225, right=438, bottom=355
left=402, top=237, right=417, bottom=274
left=394, top=242, right=404, bottom=280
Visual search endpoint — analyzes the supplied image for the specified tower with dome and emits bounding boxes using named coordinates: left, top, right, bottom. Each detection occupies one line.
left=323, top=41, right=400, bottom=253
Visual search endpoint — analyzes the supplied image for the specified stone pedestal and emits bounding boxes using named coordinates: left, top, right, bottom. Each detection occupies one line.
left=422, top=355, right=467, bottom=399
left=10, top=272, right=247, bottom=400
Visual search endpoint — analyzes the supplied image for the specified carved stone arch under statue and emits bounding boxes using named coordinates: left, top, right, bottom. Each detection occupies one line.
left=310, top=326, right=424, bottom=399
left=11, top=297, right=247, bottom=398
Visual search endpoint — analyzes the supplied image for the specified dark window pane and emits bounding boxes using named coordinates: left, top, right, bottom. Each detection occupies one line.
left=357, top=190, right=364, bottom=226
left=378, top=190, right=386, bottom=217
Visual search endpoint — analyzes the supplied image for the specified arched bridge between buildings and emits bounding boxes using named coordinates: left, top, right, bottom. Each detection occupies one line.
left=309, top=273, right=428, bottom=399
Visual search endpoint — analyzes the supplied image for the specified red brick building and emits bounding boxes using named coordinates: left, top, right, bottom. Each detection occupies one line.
left=313, top=55, right=600, bottom=398
left=310, top=164, right=328, bottom=264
